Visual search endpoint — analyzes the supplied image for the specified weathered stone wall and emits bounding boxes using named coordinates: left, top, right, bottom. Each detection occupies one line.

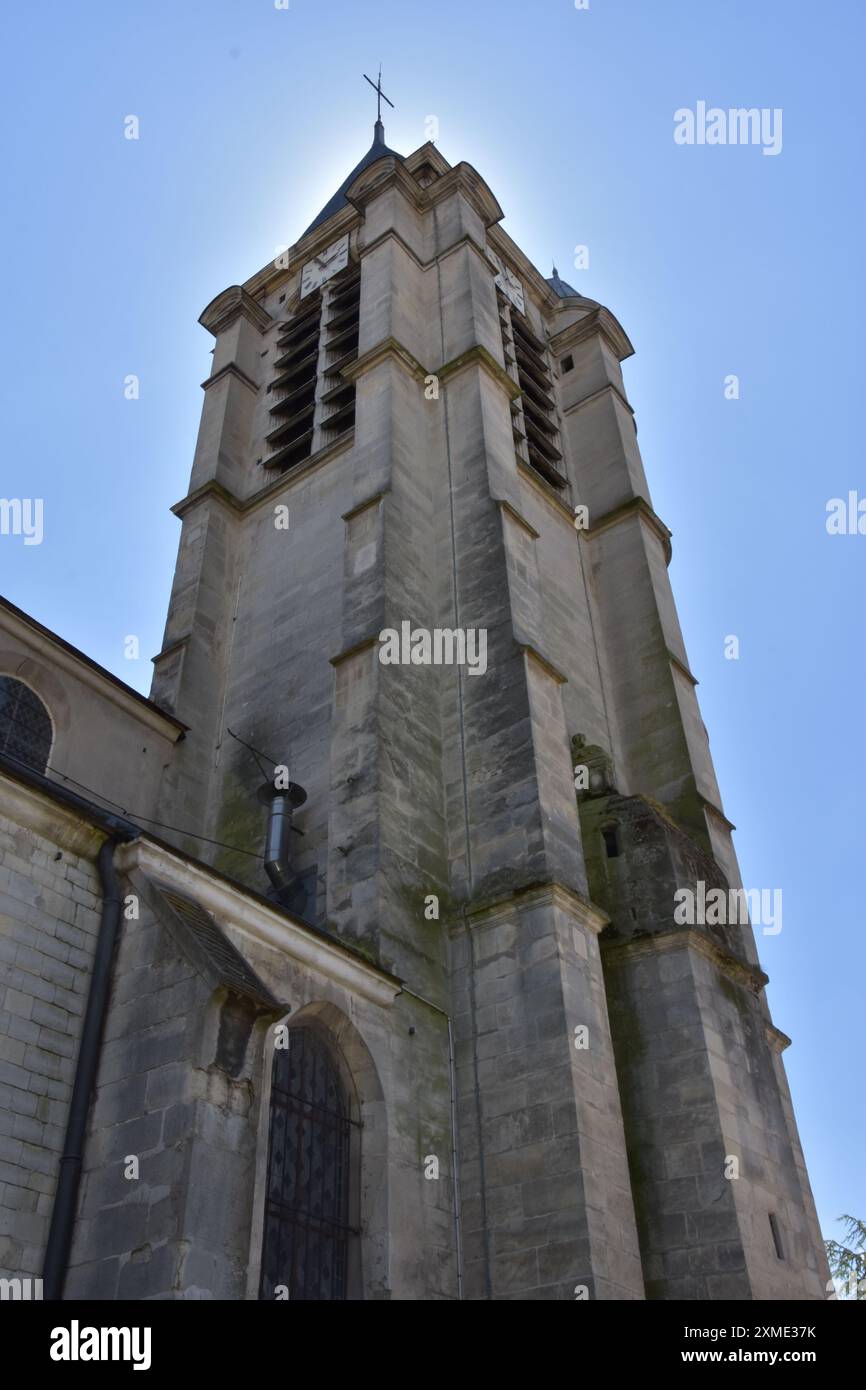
left=0, top=787, right=104, bottom=1284
left=0, top=604, right=181, bottom=824
left=451, top=888, right=643, bottom=1300
left=64, top=844, right=458, bottom=1301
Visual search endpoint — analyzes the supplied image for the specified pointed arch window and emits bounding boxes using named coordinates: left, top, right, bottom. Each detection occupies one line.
left=259, top=1027, right=357, bottom=1300
left=0, top=676, right=52, bottom=774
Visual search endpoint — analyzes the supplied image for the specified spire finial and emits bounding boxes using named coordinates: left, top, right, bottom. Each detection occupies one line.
left=363, top=65, right=394, bottom=130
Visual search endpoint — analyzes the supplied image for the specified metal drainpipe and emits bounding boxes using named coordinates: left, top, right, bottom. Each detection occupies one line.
left=259, top=779, right=307, bottom=894
left=42, top=835, right=134, bottom=1299
left=398, top=985, right=464, bottom=1301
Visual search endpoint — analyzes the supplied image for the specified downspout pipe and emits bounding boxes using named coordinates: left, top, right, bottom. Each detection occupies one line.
left=258, top=779, right=307, bottom=894
left=42, top=834, right=136, bottom=1299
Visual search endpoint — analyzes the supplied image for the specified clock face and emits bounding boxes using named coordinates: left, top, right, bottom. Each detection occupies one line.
left=489, top=250, right=525, bottom=314
left=300, top=234, right=349, bottom=297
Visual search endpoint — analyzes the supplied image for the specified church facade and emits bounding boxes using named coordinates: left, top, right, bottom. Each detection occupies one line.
left=0, top=120, right=829, bottom=1300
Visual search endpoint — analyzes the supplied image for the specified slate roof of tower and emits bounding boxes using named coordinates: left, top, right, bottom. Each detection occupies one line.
left=546, top=266, right=584, bottom=298
left=302, top=119, right=403, bottom=237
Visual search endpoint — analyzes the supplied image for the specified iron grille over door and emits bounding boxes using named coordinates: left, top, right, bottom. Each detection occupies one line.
left=259, top=1027, right=355, bottom=1300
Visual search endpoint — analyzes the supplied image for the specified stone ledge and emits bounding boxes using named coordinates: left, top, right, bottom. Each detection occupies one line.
left=515, top=459, right=574, bottom=520
left=341, top=336, right=429, bottom=385
left=547, top=305, right=635, bottom=363
left=454, top=880, right=609, bottom=936
left=171, top=432, right=355, bottom=522
left=342, top=489, right=389, bottom=523
left=437, top=343, right=521, bottom=400
left=519, top=643, right=568, bottom=685
left=584, top=494, right=673, bottom=566
left=199, top=285, right=273, bottom=338
left=561, top=380, right=634, bottom=421
left=115, top=838, right=402, bottom=1009
left=494, top=497, right=539, bottom=539
left=602, top=927, right=769, bottom=996
left=200, top=361, right=259, bottom=395
left=329, top=633, right=379, bottom=668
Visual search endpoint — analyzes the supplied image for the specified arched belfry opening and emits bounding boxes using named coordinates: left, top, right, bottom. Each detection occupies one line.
left=259, top=1025, right=358, bottom=1300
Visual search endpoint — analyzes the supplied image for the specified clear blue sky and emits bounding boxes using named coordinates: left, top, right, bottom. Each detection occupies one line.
left=1, top=0, right=862, bottom=1246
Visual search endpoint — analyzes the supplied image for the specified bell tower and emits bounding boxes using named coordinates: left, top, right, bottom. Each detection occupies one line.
left=149, top=107, right=829, bottom=1300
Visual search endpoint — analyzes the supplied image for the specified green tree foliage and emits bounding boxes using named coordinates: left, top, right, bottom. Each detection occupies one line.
left=825, top=1215, right=866, bottom=1299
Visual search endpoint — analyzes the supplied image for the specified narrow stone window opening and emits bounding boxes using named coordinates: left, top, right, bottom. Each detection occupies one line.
left=561, top=354, right=574, bottom=374
left=769, top=1212, right=786, bottom=1260
left=602, top=824, right=620, bottom=859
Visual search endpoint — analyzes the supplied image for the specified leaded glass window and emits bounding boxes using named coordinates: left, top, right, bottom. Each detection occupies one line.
left=0, top=676, right=52, bottom=773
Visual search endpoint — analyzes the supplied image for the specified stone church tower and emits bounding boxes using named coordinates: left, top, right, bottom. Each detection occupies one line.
left=0, top=116, right=828, bottom=1301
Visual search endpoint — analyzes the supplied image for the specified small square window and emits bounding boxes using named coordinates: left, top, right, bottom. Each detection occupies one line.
left=561, top=354, right=574, bottom=374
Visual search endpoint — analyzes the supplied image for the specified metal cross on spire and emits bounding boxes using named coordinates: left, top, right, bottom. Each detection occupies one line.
left=363, top=65, right=394, bottom=123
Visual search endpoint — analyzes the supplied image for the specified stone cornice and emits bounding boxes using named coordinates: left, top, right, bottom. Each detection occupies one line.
left=585, top=494, right=673, bottom=566
left=115, top=838, right=402, bottom=1009
left=495, top=497, right=539, bottom=539
left=239, top=140, right=454, bottom=298
left=765, top=1021, right=792, bottom=1053
left=488, top=225, right=566, bottom=312
left=341, top=336, right=429, bottom=385
left=423, top=161, right=504, bottom=228
left=403, top=142, right=451, bottom=179
left=171, top=432, right=355, bottom=522
left=346, top=157, right=504, bottom=246
left=548, top=306, right=635, bottom=363
left=359, top=226, right=508, bottom=283
left=199, top=285, right=274, bottom=338
left=241, top=205, right=361, bottom=302
left=562, top=380, right=635, bottom=421
left=516, top=458, right=575, bottom=520
left=346, top=156, right=428, bottom=218
left=603, top=928, right=769, bottom=996
left=0, top=768, right=118, bottom=859
left=458, top=880, right=609, bottom=936
left=0, top=597, right=187, bottom=739
left=329, top=634, right=379, bottom=668
left=359, top=226, right=428, bottom=271
left=151, top=634, right=189, bottom=667
left=342, top=489, right=389, bottom=523
left=171, top=480, right=243, bottom=521
left=437, top=343, right=520, bottom=400
left=668, top=648, right=698, bottom=687
left=520, top=642, right=568, bottom=685
left=701, top=796, right=736, bottom=834
left=200, top=361, right=260, bottom=395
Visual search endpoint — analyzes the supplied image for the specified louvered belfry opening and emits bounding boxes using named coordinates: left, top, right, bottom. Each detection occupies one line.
left=503, top=300, right=567, bottom=488
left=259, top=1027, right=356, bottom=1301
left=320, top=264, right=361, bottom=440
left=264, top=292, right=322, bottom=472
